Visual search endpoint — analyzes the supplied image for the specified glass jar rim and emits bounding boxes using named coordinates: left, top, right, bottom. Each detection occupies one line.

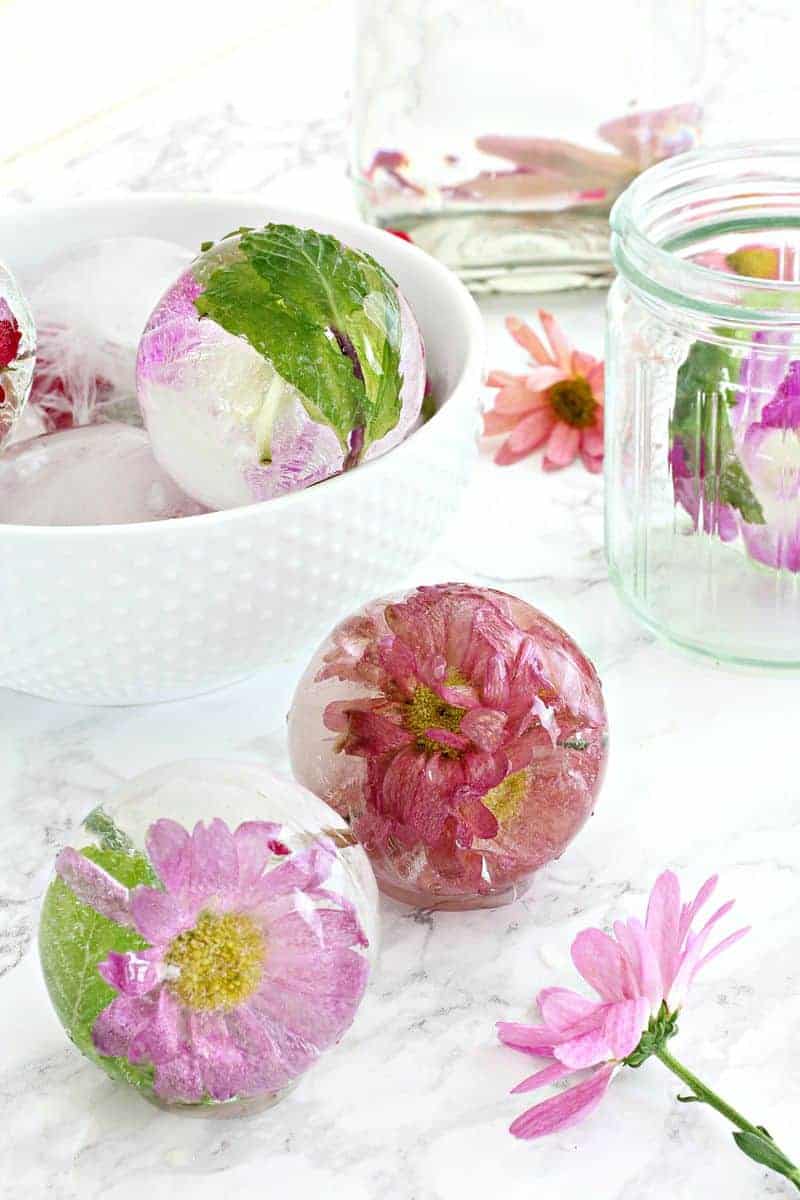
left=611, top=140, right=800, bottom=327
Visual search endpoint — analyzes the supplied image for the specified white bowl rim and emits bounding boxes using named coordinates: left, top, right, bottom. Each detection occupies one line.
left=0, top=193, right=485, bottom=539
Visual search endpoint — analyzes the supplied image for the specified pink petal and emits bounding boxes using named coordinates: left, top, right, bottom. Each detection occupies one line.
left=526, top=365, right=567, bottom=390
left=585, top=360, right=605, bottom=400
left=145, top=819, right=192, bottom=894
left=506, top=315, right=554, bottom=366
left=93, top=994, right=153, bottom=1059
left=486, top=369, right=516, bottom=387
left=128, top=987, right=183, bottom=1065
left=679, top=875, right=718, bottom=941
left=627, top=917, right=664, bottom=1010
left=645, top=871, right=682, bottom=995
left=234, top=821, right=289, bottom=892
left=153, top=1052, right=205, bottom=1103
left=571, top=350, right=598, bottom=377
left=425, top=727, right=471, bottom=752
left=495, top=409, right=555, bottom=465
left=481, top=653, right=510, bottom=709
left=580, top=448, right=604, bottom=474
left=497, top=1021, right=556, bottom=1057
left=483, top=409, right=525, bottom=437
left=55, top=847, right=133, bottom=927
left=538, top=987, right=599, bottom=1033
left=602, top=996, right=649, bottom=1060
left=130, top=885, right=186, bottom=943
left=512, top=1061, right=571, bottom=1094
left=189, top=818, right=238, bottom=899
left=509, top=1064, right=614, bottom=1140
left=539, top=309, right=573, bottom=371
left=97, top=948, right=161, bottom=996
left=462, top=749, right=509, bottom=794
left=553, top=1024, right=612, bottom=1069
left=377, top=635, right=419, bottom=699
left=460, top=706, right=507, bottom=751
left=581, top=426, right=604, bottom=457
left=250, top=840, right=336, bottom=905
left=493, top=381, right=545, bottom=414
left=690, top=927, right=750, bottom=980
left=543, top=422, right=581, bottom=469
left=571, top=928, right=638, bottom=1002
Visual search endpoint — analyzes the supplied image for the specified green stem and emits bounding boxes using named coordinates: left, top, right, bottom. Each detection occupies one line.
left=656, top=1047, right=800, bottom=1191
left=656, top=1047, right=760, bottom=1135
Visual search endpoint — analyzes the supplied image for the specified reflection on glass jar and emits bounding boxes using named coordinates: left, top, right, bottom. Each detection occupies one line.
left=353, top=0, right=704, bottom=292
left=606, top=144, right=800, bottom=668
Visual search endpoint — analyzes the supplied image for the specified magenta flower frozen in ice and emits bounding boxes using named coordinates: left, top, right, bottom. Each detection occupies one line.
left=289, top=583, right=608, bottom=909
left=39, top=762, right=376, bottom=1112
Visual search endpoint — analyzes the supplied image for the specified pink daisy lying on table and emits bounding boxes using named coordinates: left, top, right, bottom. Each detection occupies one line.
left=498, top=871, right=800, bottom=1191
left=483, top=310, right=604, bottom=473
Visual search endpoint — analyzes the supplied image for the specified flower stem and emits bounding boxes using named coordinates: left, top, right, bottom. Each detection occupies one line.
left=656, top=1046, right=800, bottom=1191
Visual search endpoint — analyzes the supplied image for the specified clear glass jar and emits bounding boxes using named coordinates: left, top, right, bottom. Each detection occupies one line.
left=606, top=143, right=800, bottom=669
left=353, top=0, right=704, bottom=292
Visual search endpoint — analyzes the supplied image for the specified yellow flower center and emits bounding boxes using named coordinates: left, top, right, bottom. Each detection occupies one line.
left=726, top=247, right=779, bottom=280
left=405, top=684, right=466, bottom=756
left=482, top=769, right=527, bottom=824
left=165, top=910, right=265, bottom=1011
left=548, top=376, right=597, bottom=428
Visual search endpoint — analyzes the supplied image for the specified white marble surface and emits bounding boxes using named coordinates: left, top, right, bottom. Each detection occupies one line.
left=2, top=4, right=800, bottom=1197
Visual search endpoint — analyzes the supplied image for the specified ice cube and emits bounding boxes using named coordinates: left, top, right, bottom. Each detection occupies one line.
left=0, top=260, right=36, bottom=450
left=0, top=423, right=208, bottom=526
left=27, top=237, right=195, bottom=431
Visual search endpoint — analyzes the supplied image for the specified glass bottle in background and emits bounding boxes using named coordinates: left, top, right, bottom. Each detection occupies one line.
left=353, top=0, right=705, bottom=293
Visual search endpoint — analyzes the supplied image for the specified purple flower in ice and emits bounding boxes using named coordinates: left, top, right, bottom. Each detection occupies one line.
left=55, top=818, right=369, bottom=1104
left=739, top=359, right=800, bottom=571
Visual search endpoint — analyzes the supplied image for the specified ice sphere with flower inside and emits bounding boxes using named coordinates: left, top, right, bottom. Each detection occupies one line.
left=38, top=759, right=378, bottom=1113
left=135, top=223, right=426, bottom=510
left=0, top=423, right=206, bottom=525
left=289, top=582, right=608, bottom=910
left=0, top=260, right=36, bottom=449
left=27, top=237, right=194, bottom=431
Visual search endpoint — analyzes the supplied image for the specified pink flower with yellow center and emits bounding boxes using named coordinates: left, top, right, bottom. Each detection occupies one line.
left=483, top=311, right=604, bottom=473
left=292, top=583, right=608, bottom=904
left=55, top=818, right=369, bottom=1105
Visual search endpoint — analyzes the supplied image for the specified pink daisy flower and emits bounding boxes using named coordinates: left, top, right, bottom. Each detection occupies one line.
left=483, top=311, right=604, bottom=473
left=312, top=583, right=607, bottom=900
left=499, top=870, right=748, bottom=1139
left=55, top=818, right=369, bottom=1105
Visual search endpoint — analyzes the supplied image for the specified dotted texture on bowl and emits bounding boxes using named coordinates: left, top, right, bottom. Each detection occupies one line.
left=0, top=394, right=478, bottom=704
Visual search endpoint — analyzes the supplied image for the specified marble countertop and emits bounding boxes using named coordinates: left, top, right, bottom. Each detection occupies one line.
left=2, top=5, right=800, bottom=1197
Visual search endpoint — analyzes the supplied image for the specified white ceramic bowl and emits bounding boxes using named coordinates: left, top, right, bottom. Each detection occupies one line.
left=0, top=197, right=483, bottom=705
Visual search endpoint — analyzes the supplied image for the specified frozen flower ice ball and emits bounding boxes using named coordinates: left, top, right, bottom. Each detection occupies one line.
left=289, top=583, right=608, bottom=910
left=136, top=223, right=426, bottom=510
left=0, top=260, right=36, bottom=449
left=0, top=424, right=207, bottom=525
left=29, top=236, right=194, bottom=431
left=38, top=760, right=377, bottom=1114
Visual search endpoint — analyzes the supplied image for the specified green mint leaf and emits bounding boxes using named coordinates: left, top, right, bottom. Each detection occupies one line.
left=39, top=844, right=158, bottom=1096
left=733, top=1130, right=800, bottom=1181
left=195, top=223, right=404, bottom=459
left=671, top=341, right=765, bottom=525
left=196, top=260, right=368, bottom=453
left=83, top=806, right=135, bottom=854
